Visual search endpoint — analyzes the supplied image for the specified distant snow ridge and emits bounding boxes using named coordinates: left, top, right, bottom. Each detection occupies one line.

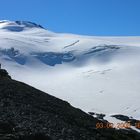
left=0, top=20, right=44, bottom=31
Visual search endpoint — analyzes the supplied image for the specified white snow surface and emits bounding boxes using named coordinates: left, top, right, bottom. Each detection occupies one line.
left=0, top=20, right=140, bottom=121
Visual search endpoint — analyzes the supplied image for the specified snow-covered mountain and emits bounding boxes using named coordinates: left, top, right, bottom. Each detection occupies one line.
left=1, top=20, right=140, bottom=123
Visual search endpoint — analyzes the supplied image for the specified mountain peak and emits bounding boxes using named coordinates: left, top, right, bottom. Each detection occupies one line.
left=0, top=20, right=44, bottom=32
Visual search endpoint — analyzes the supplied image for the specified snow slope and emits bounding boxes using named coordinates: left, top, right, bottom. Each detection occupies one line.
left=1, top=20, right=140, bottom=122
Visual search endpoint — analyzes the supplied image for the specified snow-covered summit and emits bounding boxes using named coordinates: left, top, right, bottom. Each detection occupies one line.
left=0, top=20, right=44, bottom=32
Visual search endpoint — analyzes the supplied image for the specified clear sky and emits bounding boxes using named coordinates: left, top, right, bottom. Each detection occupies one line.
left=0, top=0, right=140, bottom=36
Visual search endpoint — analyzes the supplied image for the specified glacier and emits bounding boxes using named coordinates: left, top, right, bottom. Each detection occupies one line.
left=0, top=20, right=140, bottom=124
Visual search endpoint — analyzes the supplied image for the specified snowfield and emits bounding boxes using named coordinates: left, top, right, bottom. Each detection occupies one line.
left=1, top=20, right=140, bottom=122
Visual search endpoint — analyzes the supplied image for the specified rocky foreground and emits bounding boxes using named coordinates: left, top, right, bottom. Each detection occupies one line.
left=0, top=69, right=140, bottom=140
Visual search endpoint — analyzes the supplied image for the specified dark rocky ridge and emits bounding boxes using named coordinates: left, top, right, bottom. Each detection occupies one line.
left=0, top=69, right=140, bottom=140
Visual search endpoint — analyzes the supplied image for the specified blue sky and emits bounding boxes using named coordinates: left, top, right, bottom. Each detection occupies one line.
left=0, top=0, right=140, bottom=36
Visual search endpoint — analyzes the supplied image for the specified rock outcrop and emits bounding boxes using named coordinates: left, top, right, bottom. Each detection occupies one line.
left=0, top=69, right=11, bottom=79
